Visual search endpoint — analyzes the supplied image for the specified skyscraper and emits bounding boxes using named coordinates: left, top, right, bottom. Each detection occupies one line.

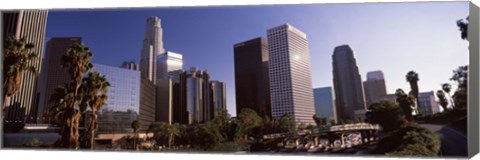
left=140, top=17, right=165, bottom=83
left=332, top=45, right=366, bottom=122
left=2, top=10, right=48, bottom=125
left=92, top=64, right=141, bottom=134
left=155, top=51, right=183, bottom=123
left=267, top=24, right=315, bottom=124
left=210, top=80, right=226, bottom=119
left=313, top=87, right=337, bottom=123
left=177, top=67, right=211, bottom=124
left=363, top=70, right=387, bottom=107
left=233, top=37, right=271, bottom=118
left=157, top=51, right=183, bottom=82
left=41, top=37, right=82, bottom=123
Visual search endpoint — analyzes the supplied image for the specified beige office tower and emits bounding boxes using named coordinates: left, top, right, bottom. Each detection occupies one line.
left=2, top=10, right=48, bottom=124
left=267, top=24, right=315, bottom=125
left=140, top=16, right=165, bottom=84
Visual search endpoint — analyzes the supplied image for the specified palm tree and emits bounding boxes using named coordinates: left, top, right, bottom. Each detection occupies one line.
left=436, top=90, right=449, bottom=111
left=167, top=123, right=181, bottom=148
left=441, top=83, right=454, bottom=109
left=59, top=43, right=93, bottom=149
left=406, top=71, right=420, bottom=113
left=48, top=83, right=76, bottom=148
left=3, top=35, right=37, bottom=110
left=395, top=89, right=416, bottom=121
left=131, top=119, right=141, bottom=150
left=82, top=71, right=110, bottom=149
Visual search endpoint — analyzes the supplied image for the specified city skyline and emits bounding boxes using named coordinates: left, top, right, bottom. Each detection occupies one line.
left=43, top=2, right=469, bottom=116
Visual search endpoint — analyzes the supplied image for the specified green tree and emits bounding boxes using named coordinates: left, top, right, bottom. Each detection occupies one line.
left=235, top=108, right=262, bottom=141
left=406, top=71, right=420, bottom=114
left=211, top=108, right=233, bottom=140
left=450, top=65, right=468, bottom=109
left=395, top=89, right=416, bottom=121
left=3, top=35, right=37, bottom=110
left=131, top=119, right=141, bottom=150
left=53, top=43, right=93, bottom=149
left=193, top=122, right=224, bottom=150
left=81, top=71, right=110, bottom=149
left=167, top=123, right=180, bottom=148
left=456, top=16, right=468, bottom=40
left=279, top=113, right=296, bottom=133
left=436, top=90, right=449, bottom=111
left=365, top=100, right=405, bottom=132
left=384, top=123, right=441, bottom=156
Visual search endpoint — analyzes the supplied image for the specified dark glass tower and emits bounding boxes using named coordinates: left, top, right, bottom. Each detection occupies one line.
left=233, top=37, right=271, bottom=118
left=332, top=45, right=366, bottom=122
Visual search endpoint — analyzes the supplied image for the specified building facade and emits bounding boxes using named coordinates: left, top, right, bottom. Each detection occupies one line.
left=140, top=16, right=165, bottom=83
left=332, top=45, right=366, bottom=122
left=267, top=24, right=315, bottom=124
left=92, top=64, right=142, bottom=134
left=233, top=37, right=271, bottom=118
left=41, top=37, right=82, bottom=123
left=210, top=80, right=227, bottom=119
left=313, top=87, right=337, bottom=123
left=418, top=91, right=441, bottom=115
left=155, top=51, right=183, bottom=123
left=177, top=67, right=211, bottom=124
left=2, top=10, right=48, bottom=126
left=363, top=70, right=387, bottom=107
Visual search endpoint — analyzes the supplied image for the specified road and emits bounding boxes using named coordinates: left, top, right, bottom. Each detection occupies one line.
left=420, top=124, right=467, bottom=157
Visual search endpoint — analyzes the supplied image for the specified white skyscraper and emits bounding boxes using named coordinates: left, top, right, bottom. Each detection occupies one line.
left=140, top=17, right=165, bottom=84
left=157, top=51, right=183, bottom=83
left=156, top=51, right=183, bottom=123
left=267, top=24, right=315, bottom=124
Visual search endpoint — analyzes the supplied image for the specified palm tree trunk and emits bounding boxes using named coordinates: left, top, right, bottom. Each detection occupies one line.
left=447, top=92, right=455, bottom=109
left=133, top=130, right=137, bottom=150
left=88, top=108, right=97, bottom=149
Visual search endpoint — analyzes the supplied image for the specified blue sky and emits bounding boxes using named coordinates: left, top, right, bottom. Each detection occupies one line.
left=45, top=2, right=469, bottom=116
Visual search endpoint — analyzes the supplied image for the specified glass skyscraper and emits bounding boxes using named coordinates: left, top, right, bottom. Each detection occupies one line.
left=92, top=63, right=141, bottom=134
left=267, top=24, right=315, bottom=124
left=332, top=45, right=366, bottom=122
left=313, top=87, right=337, bottom=123
left=155, top=51, right=183, bottom=123
left=233, top=37, right=271, bottom=118
left=210, top=80, right=227, bottom=119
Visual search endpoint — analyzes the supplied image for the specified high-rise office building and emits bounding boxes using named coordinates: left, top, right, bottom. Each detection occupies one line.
left=177, top=67, right=211, bottom=124
left=2, top=10, right=48, bottom=125
left=91, top=64, right=142, bottom=134
left=233, top=37, right=271, bottom=118
left=267, top=24, right=315, bottom=124
left=157, top=51, right=183, bottom=82
left=210, top=80, right=226, bottom=119
left=313, top=87, right=337, bottom=123
left=418, top=91, right=441, bottom=115
left=140, top=17, right=165, bottom=83
left=332, top=45, right=366, bottom=122
left=363, top=70, right=387, bottom=107
left=41, top=37, right=82, bottom=123
left=155, top=51, right=183, bottom=123
left=122, top=62, right=156, bottom=131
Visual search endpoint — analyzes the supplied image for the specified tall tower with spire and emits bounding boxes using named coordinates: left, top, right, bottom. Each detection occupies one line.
left=140, top=16, right=165, bottom=84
